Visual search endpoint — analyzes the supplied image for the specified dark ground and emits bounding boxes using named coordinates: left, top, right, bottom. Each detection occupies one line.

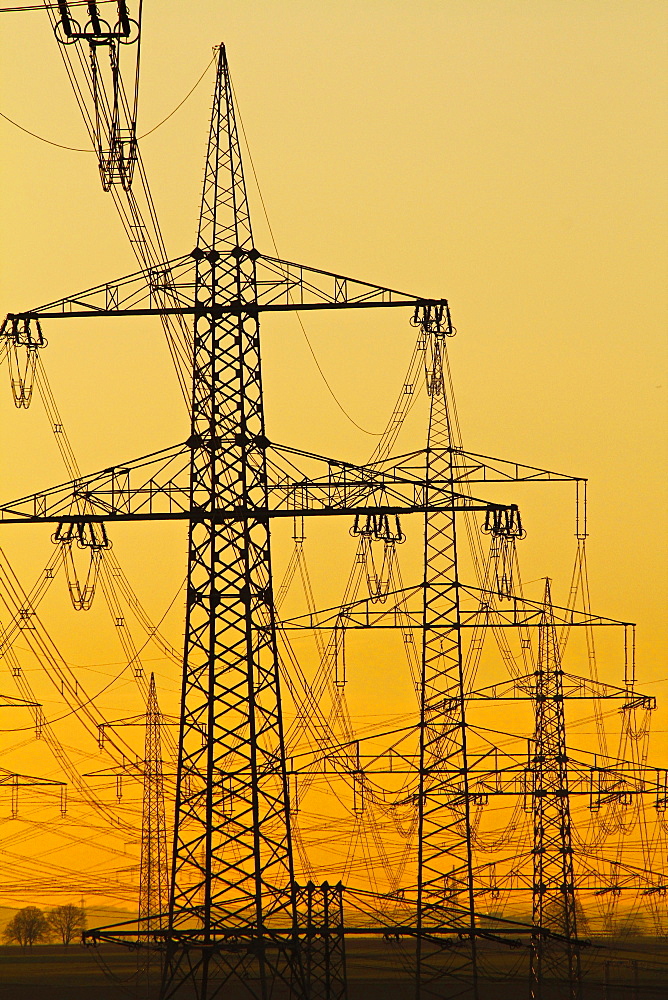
left=1, top=938, right=667, bottom=998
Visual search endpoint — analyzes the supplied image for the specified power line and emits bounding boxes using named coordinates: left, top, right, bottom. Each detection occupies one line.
left=0, top=51, right=217, bottom=152
left=232, top=81, right=384, bottom=437
left=136, top=52, right=217, bottom=139
left=0, top=109, right=91, bottom=151
left=0, top=1, right=117, bottom=10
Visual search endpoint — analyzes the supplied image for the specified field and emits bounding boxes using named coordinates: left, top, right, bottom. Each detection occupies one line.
left=1, top=938, right=668, bottom=999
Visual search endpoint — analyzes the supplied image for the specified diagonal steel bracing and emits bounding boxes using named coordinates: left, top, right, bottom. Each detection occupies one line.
left=160, top=46, right=298, bottom=999
left=139, top=673, right=168, bottom=934
left=416, top=330, right=478, bottom=999
left=529, top=581, right=582, bottom=1000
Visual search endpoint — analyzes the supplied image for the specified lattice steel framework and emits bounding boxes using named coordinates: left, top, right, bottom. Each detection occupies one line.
left=529, top=581, right=581, bottom=1000
left=296, top=882, right=347, bottom=1000
left=417, top=329, right=478, bottom=999
left=161, top=47, right=299, bottom=999
left=139, top=672, right=168, bottom=933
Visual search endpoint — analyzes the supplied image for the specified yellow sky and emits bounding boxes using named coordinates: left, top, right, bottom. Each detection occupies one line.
left=0, top=1, right=666, bottom=913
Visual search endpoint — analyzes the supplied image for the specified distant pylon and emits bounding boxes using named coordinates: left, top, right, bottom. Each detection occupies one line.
left=139, top=672, right=168, bottom=932
left=529, top=580, right=581, bottom=1000
left=161, top=44, right=299, bottom=998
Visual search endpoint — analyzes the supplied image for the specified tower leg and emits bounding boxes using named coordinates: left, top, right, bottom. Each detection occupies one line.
left=297, top=881, right=347, bottom=1000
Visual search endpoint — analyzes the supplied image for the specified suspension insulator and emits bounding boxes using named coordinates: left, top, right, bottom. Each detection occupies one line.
left=54, top=2, right=79, bottom=42
left=482, top=505, right=526, bottom=539
left=85, top=14, right=109, bottom=38
left=350, top=513, right=405, bottom=543
left=116, top=0, right=131, bottom=38
left=410, top=301, right=455, bottom=336
left=53, top=520, right=111, bottom=551
left=53, top=520, right=111, bottom=611
left=3, top=316, right=46, bottom=410
left=1, top=315, right=46, bottom=349
left=334, top=626, right=346, bottom=688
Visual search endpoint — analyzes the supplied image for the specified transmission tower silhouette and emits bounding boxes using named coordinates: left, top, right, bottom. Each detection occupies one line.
left=529, top=581, right=581, bottom=999
left=140, top=672, right=168, bottom=934
left=416, top=326, right=478, bottom=994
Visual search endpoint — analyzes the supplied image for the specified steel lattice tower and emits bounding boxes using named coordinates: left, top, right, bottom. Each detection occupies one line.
left=139, top=672, right=168, bottom=933
left=162, top=48, right=298, bottom=997
left=0, top=41, right=513, bottom=1000
left=417, top=328, right=478, bottom=999
left=529, top=580, right=581, bottom=1000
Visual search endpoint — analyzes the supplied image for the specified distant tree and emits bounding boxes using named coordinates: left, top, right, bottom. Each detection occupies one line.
left=541, top=897, right=590, bottom=937
left=617, top=909, right=649, bottom=938
left=47, top=903, right=86, bottom=946
left=2, top=906, right=49, bottom=949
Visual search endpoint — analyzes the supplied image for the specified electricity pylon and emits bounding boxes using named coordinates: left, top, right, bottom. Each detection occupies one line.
left=1, top=768, right=67, bottom=817
left=417, top=324, right=478, bottom=998
left=0, top=692, right=66, bottom=816
left=529, top=580, right=581, bottom=1000
left=161, top=48, right=300, bottom=997
left=1, top=43, right=511, bottom=1000
left=139, top=672, right=168, bottom=933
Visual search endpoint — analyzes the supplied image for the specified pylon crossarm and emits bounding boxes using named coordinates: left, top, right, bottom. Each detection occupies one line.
left=566, top=756, right=668, bottom=801
left=470, top=856, right=661, bottom=893
left=255, top=253, right=442, bottom=312
left=465, top=672, right=653, bottom=704
left=272, top=442, right=499, bottom=495
left=469, top=723, right=666, bottom=771
left=300, top=762, right=663, bottom=797
left=458, top=582, right=634, bottom=629
left=278, top=584, right=635, bottom=632
left=0, top=442, right=190, bottom=522
left=3, top=251, right=443, bottom=322
left=83, top=922, right=529, bottom=946
left=410, top=729, right=668, bottom=802
left=2, top=254, right=195, bottom=322
left=98, top=713, right=180, bottom=729
left=361, top=765, right=666, bottom=799
left=573, top=857, right=668, bottom=891
left=445, top=448, right=584, bottom=484
left=278, top=584, right=423, bottom=629
left=269, top=442, right=507, bottom=512
left=0, top=442, right=511, bottom=523
left=0, top=769, right=65, bottom=787
left=0, top=693, right=40, bottom=708
left=273, top=441, right=528, bottom=486
left=83, top=764, right=145, bottom=778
